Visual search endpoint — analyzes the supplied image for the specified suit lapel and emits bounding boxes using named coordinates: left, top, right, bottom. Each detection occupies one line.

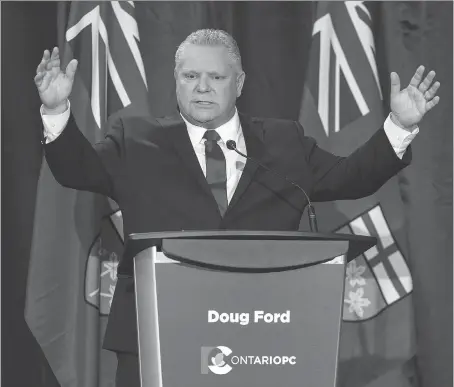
left=226, top=114, right=265, bottom=212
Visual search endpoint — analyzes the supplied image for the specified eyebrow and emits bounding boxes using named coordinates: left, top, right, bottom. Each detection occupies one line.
left=180, top=70, right=226, bottom=76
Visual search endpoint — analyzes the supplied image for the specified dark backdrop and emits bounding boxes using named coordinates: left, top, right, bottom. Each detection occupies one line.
left=2, top=2, right=452, bottom=387
left=2, top=2, right=59, bottom=386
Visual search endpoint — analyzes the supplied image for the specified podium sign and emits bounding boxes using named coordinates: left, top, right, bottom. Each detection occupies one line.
left=154, top=254, right=345, bottom=387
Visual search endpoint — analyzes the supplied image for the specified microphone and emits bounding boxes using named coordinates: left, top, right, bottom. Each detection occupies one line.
left=226, top=140, right=318, bottom=232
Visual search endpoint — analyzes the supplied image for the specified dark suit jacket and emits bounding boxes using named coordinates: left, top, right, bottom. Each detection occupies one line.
left=44, top=112, right=411, bottom=354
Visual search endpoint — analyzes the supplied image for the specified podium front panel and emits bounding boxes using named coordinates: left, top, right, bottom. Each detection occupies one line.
left=148, top=254, right=346, bottom=387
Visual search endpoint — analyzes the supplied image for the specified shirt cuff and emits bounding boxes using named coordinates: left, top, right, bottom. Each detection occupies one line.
left=383, top=113, right=419, bottom=159
left=41, top=100, right=71, bottom=144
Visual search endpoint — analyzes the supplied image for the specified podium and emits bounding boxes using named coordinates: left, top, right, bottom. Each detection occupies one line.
left=118, top=231, right=376, bottom=387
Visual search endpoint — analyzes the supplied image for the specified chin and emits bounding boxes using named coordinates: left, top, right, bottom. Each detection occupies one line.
left=192, top=112, right=216, bottom=123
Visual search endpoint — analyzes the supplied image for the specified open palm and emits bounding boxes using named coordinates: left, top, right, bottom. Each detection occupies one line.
left=390, top=65, right=440, bottom=129
left=35, top=47, right=78, bottom=110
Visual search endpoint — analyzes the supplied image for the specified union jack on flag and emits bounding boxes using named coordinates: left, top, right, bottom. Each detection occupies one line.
left=61, top=1, right=150, bottom=136
left=300, top=1, right=384, bottom=155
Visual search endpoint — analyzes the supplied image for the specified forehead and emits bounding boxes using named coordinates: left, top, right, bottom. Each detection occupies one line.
left=178, top=44, right=233, bottom=72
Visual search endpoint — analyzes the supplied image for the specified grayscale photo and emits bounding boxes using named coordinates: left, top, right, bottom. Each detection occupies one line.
left=2, top=1, right=452, bottom=387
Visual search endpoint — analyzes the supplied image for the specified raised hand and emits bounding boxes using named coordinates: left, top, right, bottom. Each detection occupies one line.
left=390, top=65, right=440, bottom=130
left=34, top=47, right=78, bottom=114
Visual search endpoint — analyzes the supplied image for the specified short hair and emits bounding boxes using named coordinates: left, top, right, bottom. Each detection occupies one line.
left=175, top=29, right=243, bottom=72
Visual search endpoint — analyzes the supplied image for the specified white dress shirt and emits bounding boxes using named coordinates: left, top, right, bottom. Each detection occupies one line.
left=181, top=110, right=246, bottom=203
left=41, top=104, right=419, bottom=202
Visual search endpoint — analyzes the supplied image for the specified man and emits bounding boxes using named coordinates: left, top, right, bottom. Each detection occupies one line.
left=34, top=29, right=440, bottom=385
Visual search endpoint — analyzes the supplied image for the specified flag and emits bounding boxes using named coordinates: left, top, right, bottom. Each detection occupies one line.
left=340, top=205, right=412, bottom=321
left=299, top=2, right=416, bottom=386
left=25, top=2, right=149, bottom=386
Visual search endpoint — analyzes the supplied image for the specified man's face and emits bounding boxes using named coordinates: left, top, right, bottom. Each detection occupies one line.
left=175, top=44, right=245, bottom=129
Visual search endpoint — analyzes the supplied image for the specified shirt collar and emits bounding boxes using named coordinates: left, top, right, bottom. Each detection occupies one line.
left=181, top=108, right=241, bottom=146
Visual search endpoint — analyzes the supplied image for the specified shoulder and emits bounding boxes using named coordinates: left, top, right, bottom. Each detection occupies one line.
left=108, top=112, right=165, bottom=129
left=239, top=112, right=315, bottom=151
left=239, top=113, right=304, bottom=145
left=239, top=112, right=300, bottom=132
left=106, top=112, right=183, bottom=139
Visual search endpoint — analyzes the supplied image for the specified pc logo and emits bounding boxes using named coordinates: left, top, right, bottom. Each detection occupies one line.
left=201, top=346, right=233, bottom=374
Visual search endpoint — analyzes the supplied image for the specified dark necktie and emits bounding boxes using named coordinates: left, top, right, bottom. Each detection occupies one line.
left=203, top=130, right=228, bottom=216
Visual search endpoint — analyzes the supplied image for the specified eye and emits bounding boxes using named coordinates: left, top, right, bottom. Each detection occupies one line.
left=184, top=73, right=197, bottom=80
left=213, top=75, right=225, bottom=80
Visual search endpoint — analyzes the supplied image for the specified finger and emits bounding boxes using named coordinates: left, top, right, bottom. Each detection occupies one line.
left=390, top=72, right=401, bottom=97
left=50, top=46, right=59, bottom=60
left=36, top=62, right=46, bottom=75
left=42, top=49, right=51, bottom=61
left=418, top=70, right=436, bottom=94
left=409, top=65, right=425, bottom=88
left=45, top=58, right=61, bottom=70
left=37, top=71, right=53, bottom=92
left=34, top=72, right=45, bottom=85
left=36, top=50, right=51, bottom=74
left=425, top=96, right=440, bottom=112
left=424, top=81, right=440, bottom=100
left=36, top=50, right=49, bottom=73
left=65, top=59, right=78, bottom=81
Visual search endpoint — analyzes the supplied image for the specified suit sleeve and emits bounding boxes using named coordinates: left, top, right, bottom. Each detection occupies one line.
left=44, top=114, right=125, bottom=200
left=295, top=121, right=412, bottom=202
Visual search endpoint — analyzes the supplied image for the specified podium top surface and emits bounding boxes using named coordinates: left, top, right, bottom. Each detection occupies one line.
left=118, top=230, right=376, bottom=276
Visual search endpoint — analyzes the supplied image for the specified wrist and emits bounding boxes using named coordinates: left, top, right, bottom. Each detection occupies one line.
left=42, top=100, right=68, bottom=115
left=390, top=112, right=417, bottom=132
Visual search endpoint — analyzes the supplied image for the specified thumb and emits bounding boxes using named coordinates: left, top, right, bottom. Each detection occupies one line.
left=65, top=59, right=78, bottom=82
left=390, top=72, right=401, bottom=98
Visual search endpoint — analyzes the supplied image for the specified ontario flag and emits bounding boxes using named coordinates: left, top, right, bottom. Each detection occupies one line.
left=25, top=2, right=149, bottom=386
left=299, top=2, right=416, bottom=386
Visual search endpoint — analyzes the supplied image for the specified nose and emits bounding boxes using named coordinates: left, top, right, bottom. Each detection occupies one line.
left=196, top=74, right=211, bottom=93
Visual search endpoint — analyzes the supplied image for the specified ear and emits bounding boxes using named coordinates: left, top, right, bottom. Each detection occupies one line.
left=236, top=71, right=246, bottom=97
